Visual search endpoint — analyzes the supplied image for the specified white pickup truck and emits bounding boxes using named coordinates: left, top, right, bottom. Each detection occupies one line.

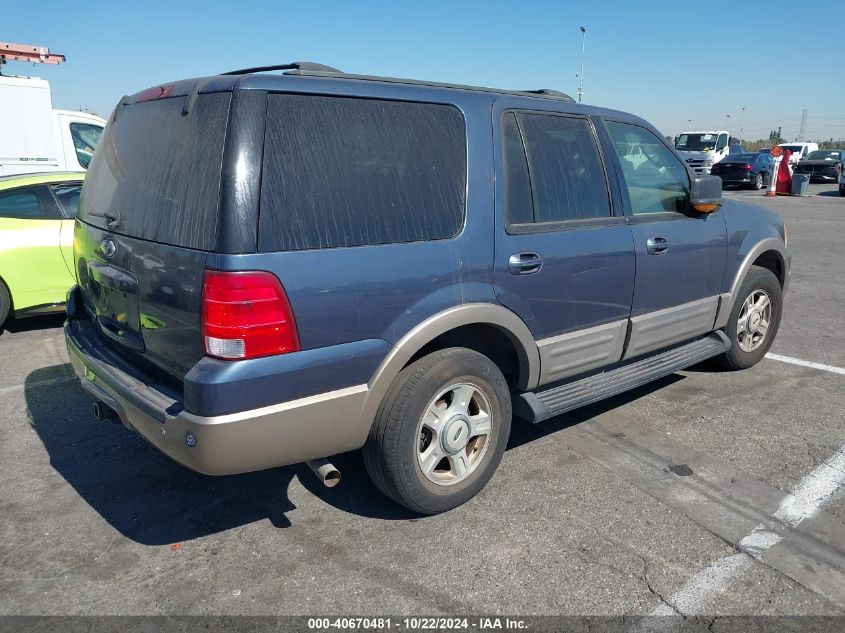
left=674, top=130, right=732, bottom=175
left=0, top=74, right=106, bottom=176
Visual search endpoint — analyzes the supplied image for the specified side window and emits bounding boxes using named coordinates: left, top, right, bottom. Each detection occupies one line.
left=513, top=112, right=610, bottom=223
left=502, top=113, right=534, bottom=225
left=605, top=121, right=690, bottom=215
left=0, top=186, right=61, bottom=220
left=259, top=95, right=467, bottom=251
left=50, top=184, right=82, bottom=218
left=716, top=134, right=728, bottom=151
left=69, top=123, right=103, bottom=169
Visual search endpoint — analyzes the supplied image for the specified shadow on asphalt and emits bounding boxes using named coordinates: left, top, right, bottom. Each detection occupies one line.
left=816, top=189, right=843, bottom=197
left=0, top=313, right=65, bottom=336
left=25, top=362, right=685, bottom=545
left=506, top=373, right=683, bottom=450
left=24, top=363, right=418, bottom=546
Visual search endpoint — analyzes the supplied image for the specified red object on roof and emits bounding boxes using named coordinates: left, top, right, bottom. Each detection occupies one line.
left=0, top=42, right=66, bottom=65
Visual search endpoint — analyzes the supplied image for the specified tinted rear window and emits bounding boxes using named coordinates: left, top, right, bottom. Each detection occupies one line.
left=80, top=93, right=231, bottom=250
left=258, top=94, right=467, bottom=252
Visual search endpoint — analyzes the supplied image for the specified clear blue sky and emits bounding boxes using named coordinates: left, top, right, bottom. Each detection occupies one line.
left=5, top=0, right=843, bottom=141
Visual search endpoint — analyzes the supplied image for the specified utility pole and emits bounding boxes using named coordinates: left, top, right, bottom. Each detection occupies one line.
left=577, top=26, right=586, bottom=104
left=740, top=106, right=745, bottom=136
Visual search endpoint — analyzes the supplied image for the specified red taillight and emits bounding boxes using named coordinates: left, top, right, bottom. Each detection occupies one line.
left=201, top=270, right=299, bottom=360
left=740, top=164, right=753, bottom=171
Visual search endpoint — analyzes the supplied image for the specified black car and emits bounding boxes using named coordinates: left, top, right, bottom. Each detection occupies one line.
left=794, top=150, right=844, bottom=183
left=711, top=153, right=774, bottom=189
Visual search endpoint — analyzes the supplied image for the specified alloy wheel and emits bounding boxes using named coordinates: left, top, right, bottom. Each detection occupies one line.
left=415, top=382, right=493, bottom=486
left=737, top=289, right=772, bottom=352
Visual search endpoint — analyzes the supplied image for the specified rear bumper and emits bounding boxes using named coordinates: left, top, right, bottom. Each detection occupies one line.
left=718, top=176, right=752, bottom=185
left=64, top=316, right=369, bottom=475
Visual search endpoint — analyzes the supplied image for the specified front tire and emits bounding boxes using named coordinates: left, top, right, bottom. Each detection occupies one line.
left=363, top=347, right=512, bottom=514
left=717, top=266, right=782, bottom=370
left=0, top=280, right=10, bottom=329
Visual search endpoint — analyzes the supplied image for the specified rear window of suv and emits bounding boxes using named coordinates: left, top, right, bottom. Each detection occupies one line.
left=80, top=92, right=231, bottom=250
left=258, top=94, right=467, bottom=252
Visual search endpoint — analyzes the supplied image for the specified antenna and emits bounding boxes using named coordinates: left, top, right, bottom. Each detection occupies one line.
left=576, top=26, right=586, bottom=104
left=797, top=108, right=807, bottom=140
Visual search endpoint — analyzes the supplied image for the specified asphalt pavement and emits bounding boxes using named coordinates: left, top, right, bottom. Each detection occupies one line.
left=1, top=183, right=843, bottom=621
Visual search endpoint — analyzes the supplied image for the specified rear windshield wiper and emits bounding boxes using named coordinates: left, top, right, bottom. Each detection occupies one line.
left=87, top=210, right=120, bottom=228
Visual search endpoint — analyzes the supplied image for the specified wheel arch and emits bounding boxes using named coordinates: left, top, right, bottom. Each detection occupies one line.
left=354, top=303, right=540, bottom=446
left=715, top=237, right=788, bottom=329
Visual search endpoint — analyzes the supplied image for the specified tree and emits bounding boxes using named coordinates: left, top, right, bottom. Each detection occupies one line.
left=768, top=127, right=783, bottom=146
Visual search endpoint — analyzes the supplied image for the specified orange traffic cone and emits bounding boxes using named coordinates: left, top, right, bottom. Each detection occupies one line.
left=775, top=149, right=792, bottom=195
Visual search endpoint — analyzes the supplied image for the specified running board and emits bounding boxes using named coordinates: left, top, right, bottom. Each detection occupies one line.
left=515, top=331, right=731, bottom=424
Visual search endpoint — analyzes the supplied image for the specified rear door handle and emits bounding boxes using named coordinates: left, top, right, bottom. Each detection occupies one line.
left=646, top=237, right=669, bottom=255
left=508, top=252, right=543, bottom=275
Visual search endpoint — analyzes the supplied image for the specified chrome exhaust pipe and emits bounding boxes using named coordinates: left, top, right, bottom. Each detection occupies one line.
left=306, top=458, right=341, bottom=488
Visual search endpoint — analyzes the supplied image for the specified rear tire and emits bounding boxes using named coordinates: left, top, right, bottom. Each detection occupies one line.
left=363, top=347, right=511, bottom=514
left=751, top=172, right=764, bottom=190
left=716, top=266, right=782, bottom=370
left=0, top=280, right=10, bottom=329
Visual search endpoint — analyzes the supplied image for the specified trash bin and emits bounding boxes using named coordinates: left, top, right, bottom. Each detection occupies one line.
left=791, top=173, right=810, bottom=196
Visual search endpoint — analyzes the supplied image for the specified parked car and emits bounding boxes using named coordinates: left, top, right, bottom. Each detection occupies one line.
left=711, top=152, right=774, bottom=189
left=793, top=149, right=844, bottom=183
left=0, top=172, right=83, bottom=327
left=65, top=63, right=791, bottom=514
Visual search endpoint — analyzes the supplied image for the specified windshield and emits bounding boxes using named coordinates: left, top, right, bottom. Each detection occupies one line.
left=804, top=150, right=841, bottom=161
left=675, top=133, right=722, bottom=152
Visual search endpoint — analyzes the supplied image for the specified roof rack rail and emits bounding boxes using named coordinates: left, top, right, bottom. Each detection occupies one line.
left=222, top=62, right=342, bottom=76
left=520, top=89, right=575, bottom=102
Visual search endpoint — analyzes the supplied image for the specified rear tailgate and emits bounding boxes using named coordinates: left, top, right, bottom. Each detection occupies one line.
left=75, top=88, right=232, bottom=384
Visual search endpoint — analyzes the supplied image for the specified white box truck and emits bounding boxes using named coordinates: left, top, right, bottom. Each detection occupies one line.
left=674, top=130, right=732, bottom=175
left=0, top=73, right=106, bottom=176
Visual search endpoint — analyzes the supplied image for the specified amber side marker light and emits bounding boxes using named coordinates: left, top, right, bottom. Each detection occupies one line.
left=693, top=203, right=720, bottom=213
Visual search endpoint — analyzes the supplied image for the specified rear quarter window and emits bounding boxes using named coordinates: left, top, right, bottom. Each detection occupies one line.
left=258, top=94, right=467, bottom=252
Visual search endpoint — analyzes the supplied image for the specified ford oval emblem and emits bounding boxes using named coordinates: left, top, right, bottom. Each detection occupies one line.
left=100, top=238, right=116, bottom=259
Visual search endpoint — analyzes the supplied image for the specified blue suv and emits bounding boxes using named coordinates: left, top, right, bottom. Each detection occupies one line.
left=65, top=63, right=790, bottom=514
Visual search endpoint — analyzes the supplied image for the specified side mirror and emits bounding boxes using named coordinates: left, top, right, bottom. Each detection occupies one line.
left=690, top=175, right=723, bottom=213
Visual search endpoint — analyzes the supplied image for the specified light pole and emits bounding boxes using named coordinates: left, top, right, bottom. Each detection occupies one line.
left=577, top=26, right=586, bottom=104
left=740, top=106, right=745, bottom=136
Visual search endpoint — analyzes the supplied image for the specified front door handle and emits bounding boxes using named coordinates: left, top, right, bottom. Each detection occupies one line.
left=508, top=252, right=543, bottom=275
left=646, top=237, right=669, bottom=255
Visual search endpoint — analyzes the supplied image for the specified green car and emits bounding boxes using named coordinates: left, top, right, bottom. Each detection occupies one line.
left=0, top=172, right=83, bottom=327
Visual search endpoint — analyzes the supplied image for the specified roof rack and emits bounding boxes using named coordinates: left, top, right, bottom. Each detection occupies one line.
left=1, top=41, right=65, bottom=68
left=223, top=63, right=576, bottom=103
left=222, top=62, right=342, bottom=76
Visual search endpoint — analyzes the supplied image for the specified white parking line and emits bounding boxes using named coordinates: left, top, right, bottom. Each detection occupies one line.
left=644, top=443, right=845, bottom=620
left=765, top=353, right=845, bottom=376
